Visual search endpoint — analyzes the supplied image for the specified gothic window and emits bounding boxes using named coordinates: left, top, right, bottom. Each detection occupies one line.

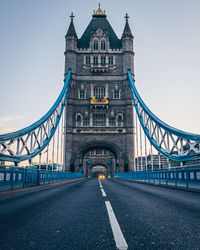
left=94, top=40, right=98, bottom=50
left=93, top=56, right=98, bottom=65
left=94, top=87, right=105, bottom=99
left=93, top=113, right=106, bottom=127
left=86, top=56, right=90, bottom=65
left=109, top=117, right=116, bottom=127
left=109, top=56, right=113, bottom=65
left=101, top=56, right=106, bottom=65
left=76, top=114, right=82, bottom=127
left=114, top=90, right=120, bottom=99
left=79, top=89, right=85, bottom=99
left=117, top=114, right=123, bottom=127
left=83, top=116, right=90, bottom=127
left=101, top=41, right=106, bottom=50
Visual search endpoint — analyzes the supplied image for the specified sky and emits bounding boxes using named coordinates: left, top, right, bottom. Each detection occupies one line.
left=0, top=0, right=200, bottom=135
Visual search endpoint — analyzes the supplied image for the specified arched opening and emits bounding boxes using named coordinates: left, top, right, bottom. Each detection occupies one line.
left=77, top=141, right=123, bottom=177
left=91, top=165, right=107, bottom=178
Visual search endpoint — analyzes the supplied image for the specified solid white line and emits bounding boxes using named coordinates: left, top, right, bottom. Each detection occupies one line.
left=101, top=188, right=107, bottom=197
left=105, top=201, right=128, bottom=250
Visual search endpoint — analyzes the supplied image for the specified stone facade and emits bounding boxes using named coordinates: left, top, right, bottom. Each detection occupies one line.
left=64, top=7, right=135, bottom=175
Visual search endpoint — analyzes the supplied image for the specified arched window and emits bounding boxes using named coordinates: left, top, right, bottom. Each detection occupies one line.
left=94, top=87, right=105, bottom=99
left=117, top=114, right=123, bottom=127
left=93, top=40, right=98, bottom=50
left=76, top=114, right=82, bottom=127
left=101, top=40, right=106, bottom=50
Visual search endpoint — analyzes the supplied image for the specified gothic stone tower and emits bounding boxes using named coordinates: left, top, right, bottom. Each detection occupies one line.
left=64, top=6, right=135, bottom=175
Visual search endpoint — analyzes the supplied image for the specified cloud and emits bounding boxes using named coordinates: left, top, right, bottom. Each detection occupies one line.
left=0, top=115, right=24, bottom=134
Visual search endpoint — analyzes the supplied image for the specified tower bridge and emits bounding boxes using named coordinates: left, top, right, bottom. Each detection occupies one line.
left=0, top=5, right=200, bottom=250
left=0, top=5, right=200, bottom=175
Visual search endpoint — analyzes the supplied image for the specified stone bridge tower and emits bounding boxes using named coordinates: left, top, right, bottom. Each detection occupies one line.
left=64, top=5, right=135, bottom=176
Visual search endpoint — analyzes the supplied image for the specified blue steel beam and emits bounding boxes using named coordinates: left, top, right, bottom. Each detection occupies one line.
left=0, top=70, right=71, bottom=162
left=128, top=70, right=200, bottom=161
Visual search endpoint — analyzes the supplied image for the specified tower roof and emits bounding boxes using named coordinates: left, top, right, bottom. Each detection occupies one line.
left=78, top=5, right=121, bottom=49
left=122, top=13, right=133, bottom=38
left=65, top=13, right=77, bottom=38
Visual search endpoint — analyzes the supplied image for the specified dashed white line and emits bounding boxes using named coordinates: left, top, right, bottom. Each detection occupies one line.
left=98, top=179, right=103, bottom=188
left=105, top=201, right=128, bottom=250
left=101, top=188, right=107, bottom=197
left=98, top=179, right=128, bottom=249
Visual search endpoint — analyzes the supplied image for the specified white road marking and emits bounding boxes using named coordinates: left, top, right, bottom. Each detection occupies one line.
left=105, top=201, right=128, bottom=250
left=98, top=179, right=103, bottom=188
left=101, top=188, right=107, bottom=197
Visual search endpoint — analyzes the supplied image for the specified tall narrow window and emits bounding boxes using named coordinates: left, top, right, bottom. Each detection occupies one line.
left=86, top=56, right=90, bottom=65
left=83, top=116, right=90, bottom=126
left=79, top=90, right=85, bottom=99
left=76, top=114, right=82, bottom=127
left=93, top=113, right=106, bottom=127
left=94, top=87, right=105, bottom=99
left=109, top=117, right=116, bottom=127
left=93, top=56, right=98, bottom=65
left=94, top=41, right=98, bottom=50
left=114, top=90, right=120, bottom=99
left=109, top=56, right=113, bottom=65
left=101, top=56, right=106, bottom=65
left=117, top=114, right=123, bottom=127
left=101, top=41, right=106, bottom=50
left=103, top=150, right=108, bottom=155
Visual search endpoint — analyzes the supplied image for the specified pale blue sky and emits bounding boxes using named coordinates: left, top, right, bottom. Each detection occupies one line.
left=0, top=0, right=200, bottom=134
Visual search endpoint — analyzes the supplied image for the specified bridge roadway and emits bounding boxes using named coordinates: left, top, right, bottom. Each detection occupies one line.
left=0, top=178, right=200, bottom=250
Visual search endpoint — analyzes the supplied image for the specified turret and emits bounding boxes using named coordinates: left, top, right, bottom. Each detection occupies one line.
left=64, top=13, right=77, bottom=74
left=122, top=14, right=134, bottom=74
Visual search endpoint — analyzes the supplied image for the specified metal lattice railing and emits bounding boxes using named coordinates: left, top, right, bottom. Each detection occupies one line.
left=0, top=70, right=71, bottom=163
left=128, top=70, right=200, bottom=162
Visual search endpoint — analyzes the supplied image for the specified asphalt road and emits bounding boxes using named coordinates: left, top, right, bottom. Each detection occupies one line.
left=0, top=178, right=199, bottom=250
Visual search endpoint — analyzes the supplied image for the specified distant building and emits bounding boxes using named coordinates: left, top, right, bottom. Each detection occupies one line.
left=136, top=154, right=168, bottom=170
left=64, top=5, right=135, bottom=175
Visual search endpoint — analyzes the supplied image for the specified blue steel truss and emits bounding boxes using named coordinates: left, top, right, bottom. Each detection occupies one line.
left=1, top=69, right=200, bottom=163
left=128, top=70, right=200, bottom=162
left=0, top=70, right=71, bottom=162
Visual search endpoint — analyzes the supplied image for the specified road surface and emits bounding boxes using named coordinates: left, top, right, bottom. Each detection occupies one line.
left=0, top=178, right=200, bottom=249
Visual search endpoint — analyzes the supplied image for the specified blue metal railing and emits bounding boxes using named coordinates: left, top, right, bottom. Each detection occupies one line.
left=115, top=167, right=200, bottom=190
left=0, top=166, right=84, bottom=191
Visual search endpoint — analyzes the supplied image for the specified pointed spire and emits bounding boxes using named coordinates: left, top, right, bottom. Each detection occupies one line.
left=66, top=12, right=77, bottom=38
left=122, top=13, right=133, bottom=38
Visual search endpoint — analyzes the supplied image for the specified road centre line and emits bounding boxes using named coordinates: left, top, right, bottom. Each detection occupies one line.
left=98, top=179, right=103, bottom=188
left=101, top=188, right=107, bottom=197
left=105, top=201, right=128, bottom=250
